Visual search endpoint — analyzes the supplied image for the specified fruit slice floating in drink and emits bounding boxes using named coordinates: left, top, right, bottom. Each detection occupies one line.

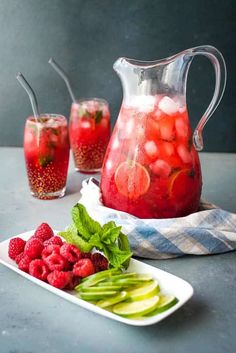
left=114, top=161, right=150, bottom=200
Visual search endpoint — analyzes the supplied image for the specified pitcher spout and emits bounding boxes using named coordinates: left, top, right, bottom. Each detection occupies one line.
left=113, top=53, right=192, bottom=106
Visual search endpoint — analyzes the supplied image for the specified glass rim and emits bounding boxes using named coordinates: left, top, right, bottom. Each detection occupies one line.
left=27, top=113, right=67, bottom=122
left=73, top=97, right=109, bottom=106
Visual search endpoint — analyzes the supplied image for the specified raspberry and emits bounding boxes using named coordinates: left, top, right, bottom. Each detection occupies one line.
left=24, top=238, right=44, bottom=259
left=80, top=252, right=92, bottom=259
left=41, top=244, right=60, bottom=262
left=18, top=255, right=31, bottom=273
left=65, top=275, right=81, bottom=290
left=34, top=223, right=54, bottom=242
left=15, top=252, right=25, bottom=264
left=44, top=253, right=68, bottom=271
left=73, top=258, right=95, bottom=278
left=43, top=236, right=63, bottom=247
left=8, top=238, right=26, bottom=260
left=47, top=270, right=72, bottom=289
left=29, top=259, right=50, bottom=281
left=60, top=243, right=81, bottom=263
left=91, top=253, right=109, bottom=272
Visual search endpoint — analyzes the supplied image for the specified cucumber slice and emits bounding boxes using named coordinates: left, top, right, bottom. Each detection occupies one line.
left=76, top=268, right=121, bottom=290
left=78, top=290, right=118, bottom=301
left=97, top=281, right=130, bottom=289
left=126, top=280, right=160, bottom=301
left=145, top=295, right=178, bottom=316
left=80, top=285, right=124, bottom=292
left=113, top=295, right=160, bottom=317
left=113, top=275, right=153, bottom=286
left=97, top=291, right=128, bottom=308
left=105, top=272, right=137, bottom=281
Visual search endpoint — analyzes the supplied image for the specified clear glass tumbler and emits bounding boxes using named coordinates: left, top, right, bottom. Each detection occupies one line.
left=24, top=114, right=70, bottom=199
left=69, top=98, right=111, bottom=173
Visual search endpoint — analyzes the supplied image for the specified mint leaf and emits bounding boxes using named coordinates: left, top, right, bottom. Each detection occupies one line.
left=59, top=223, right=93, bottom=252
left=101, top=222, right=122, bottom=244
left=39, top=155, right=53, bottom=167
left=51, top=128, right=59, bottom=136
left=103, top=244, right=132, bottom=269
left=78, top=106, right=87, bottom=118
left=60, top=203, right=132, bottom=269
left=94, top=110, right=103, bottom=124
left=72, top=204, right=101, bottom=240
left=118, top=232, right=132, bottom=269
left=89, top=233, right=103, bottom=250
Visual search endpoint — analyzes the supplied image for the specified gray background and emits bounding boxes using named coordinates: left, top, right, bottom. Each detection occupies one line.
left=0, top=0, right=235, bottom=151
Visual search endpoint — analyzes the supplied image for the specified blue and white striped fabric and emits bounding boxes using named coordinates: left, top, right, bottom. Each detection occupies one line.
left=79, top=178, right=236, bottom=259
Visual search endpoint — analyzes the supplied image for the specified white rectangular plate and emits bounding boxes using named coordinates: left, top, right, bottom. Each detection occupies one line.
left=0, top=230, right=193, bottom=326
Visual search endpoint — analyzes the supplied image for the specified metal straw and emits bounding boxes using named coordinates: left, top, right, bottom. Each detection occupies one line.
left=48, top=58, right=76, bottom=102
left=16, top=72, right=40, bottom=119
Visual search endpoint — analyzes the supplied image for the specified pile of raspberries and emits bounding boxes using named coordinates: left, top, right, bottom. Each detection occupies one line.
left=8, top=223, right=108, bottom=289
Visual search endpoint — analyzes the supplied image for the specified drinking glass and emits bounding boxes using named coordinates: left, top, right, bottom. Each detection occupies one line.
left=69, top=98, right=111, bottom=173
left=24, top=114, right=70, bottom=199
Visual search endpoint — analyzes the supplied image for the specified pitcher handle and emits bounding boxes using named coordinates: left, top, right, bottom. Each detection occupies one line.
left=186, top=45, right=227, bottom=151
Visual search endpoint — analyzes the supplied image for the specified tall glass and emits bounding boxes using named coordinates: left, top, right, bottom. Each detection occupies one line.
left=69, top=98, right=111, bottom=173
left=24, top=114, right=70, bottom=199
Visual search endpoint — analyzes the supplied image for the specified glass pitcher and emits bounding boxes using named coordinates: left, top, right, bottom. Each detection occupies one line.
left=100, top=46, right=226, bottom=218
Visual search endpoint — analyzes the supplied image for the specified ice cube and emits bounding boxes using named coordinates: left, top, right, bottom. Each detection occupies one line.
left=158, top=96, right=180, bottom=116
left=80, top=120, right=92, bottom=129
left=153, top=109, right=162, bottom=120
left=129, top=95, right=155, bottom=112
left=177, top=144, right=192, bottom=163
left=175, top=116, right=188, bottom=139
left=24, top=130, right=34, bottom=144
left=144, top=141, right=159, bottom=159
left=161, top=141, right=174, bottom=156
left=159, top=116, right=175, bottom=141
left=150, top=159, right=171, bottom=178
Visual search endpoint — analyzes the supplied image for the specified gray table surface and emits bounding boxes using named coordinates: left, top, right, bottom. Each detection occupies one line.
left=0, top=148, right=236, bottom=353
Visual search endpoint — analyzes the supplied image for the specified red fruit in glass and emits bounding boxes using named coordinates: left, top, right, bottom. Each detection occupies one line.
left=69, top=98, right=111, bottom=173
left=24, top=114, right=70, bottom=199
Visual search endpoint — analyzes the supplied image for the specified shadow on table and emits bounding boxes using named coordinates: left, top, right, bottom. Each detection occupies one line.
left=65, top=170, right=92, bottom=196
left=134, top=297, right=208, bottom=335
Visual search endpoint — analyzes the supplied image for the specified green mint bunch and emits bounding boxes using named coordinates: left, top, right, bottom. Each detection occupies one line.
left=59, top=203, right=132, bottom=269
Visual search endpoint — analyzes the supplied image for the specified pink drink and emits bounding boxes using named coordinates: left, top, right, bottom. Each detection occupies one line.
left=69, top=99, right=111, bottom=173
left=101, top=96, right=202, bottom=218
left=24, top=114, right=70, bottom=199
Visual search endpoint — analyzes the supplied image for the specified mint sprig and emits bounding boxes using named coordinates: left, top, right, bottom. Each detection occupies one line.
left=78, top=108, right=103, bottom=124
left=59, top=203, right=132, bottom=269
left=94, top=110, right=103, bottom=124
left=39, top=155, right=53, bottom=167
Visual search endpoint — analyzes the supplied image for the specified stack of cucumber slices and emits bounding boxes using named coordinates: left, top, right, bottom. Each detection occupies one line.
left=75, top=269, right=178, bottom=319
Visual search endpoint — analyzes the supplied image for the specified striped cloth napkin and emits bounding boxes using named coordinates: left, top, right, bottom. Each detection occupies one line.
left=79, top=178, right=236, bottom=259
